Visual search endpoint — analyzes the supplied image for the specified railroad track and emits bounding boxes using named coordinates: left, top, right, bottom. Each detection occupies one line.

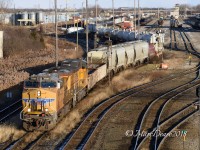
left=145, top=20, right=158, bottom=33
left=0, top=99, right=22, bottom=123
left=133, top=81, right=199, bottom=150
left=56, top=66, right=198, bottom=150
left=178, top=28, right=199, bottom=56
left=169, top=29, right=178, bottom=50
left=157, top=107, right=198, bottom=150
left=3, top=131, right=46, bottom=150
left=132, top=26, right=200, bottom=150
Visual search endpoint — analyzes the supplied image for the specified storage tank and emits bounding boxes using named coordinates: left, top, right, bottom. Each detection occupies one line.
left=22, top=12, right=28, bottom=25
left=11, top=14, right=15, bottom=25
left=29, top=12, right=36, bottom=25
left=14, top=13, right=22, bottom=25
left=36, top=12, right=44, bottom=24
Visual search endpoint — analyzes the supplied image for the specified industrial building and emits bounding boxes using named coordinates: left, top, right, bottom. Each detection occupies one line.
left=0, top=11, right=78, bottom=26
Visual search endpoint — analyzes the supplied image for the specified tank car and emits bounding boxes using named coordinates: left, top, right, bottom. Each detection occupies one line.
left=190, top=20, right=200, bottom=29
left=21, top=59, right=88, bottom=131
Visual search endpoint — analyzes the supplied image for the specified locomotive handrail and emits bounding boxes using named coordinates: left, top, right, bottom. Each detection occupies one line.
left=20, top=105, right=28, bottom=120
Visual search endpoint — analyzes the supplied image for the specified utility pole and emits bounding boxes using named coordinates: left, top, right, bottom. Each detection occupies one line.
left=82, top=1, right=84, bottom=27
left=66, top=0, right=68, bottom=28
left=55, top=0, right=58, bottom=67
left=112, top=0, right=114, bottom=28
left=86, top=0, right=89, bottom=64
left=95, top=0, right=98, bottom=26
left=134, top=0, right=136, bottom=39
left=74, top=5, right=75, bottom=28
left=138, top=0, right=140, bottom=40
left=76, top=5, right=79, bottom=58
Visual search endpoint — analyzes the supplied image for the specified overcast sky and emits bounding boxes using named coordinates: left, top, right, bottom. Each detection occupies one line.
left=11, top=0, right=200, bottom=9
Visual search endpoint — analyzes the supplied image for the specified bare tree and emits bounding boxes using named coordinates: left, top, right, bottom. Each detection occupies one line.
left=86, top=5, right=102, bottom=17
left=0, top=0, right=12, bottom=24
left=179, top=4, right=191, bottom=15
left=195, top=4, right=200, bottom=13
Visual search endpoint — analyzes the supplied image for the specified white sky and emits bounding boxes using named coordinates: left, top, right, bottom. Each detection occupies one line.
left=11, top=0, right=200, bottom=9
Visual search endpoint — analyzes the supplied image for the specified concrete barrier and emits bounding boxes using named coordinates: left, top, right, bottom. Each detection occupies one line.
left=0, top=31, right=3, bottom=58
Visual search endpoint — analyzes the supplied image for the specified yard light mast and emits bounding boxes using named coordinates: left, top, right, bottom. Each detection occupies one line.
left=55, top=0, right=58, bottom=67
left=112, top=0, right=114, bottom=28
left=86, top=0, right=89, bottom=64
left=134, top=0, right=136, bottom=39
left=95, top=0, right=98, bottom=26
left=138, top=0, right=140, bottom=40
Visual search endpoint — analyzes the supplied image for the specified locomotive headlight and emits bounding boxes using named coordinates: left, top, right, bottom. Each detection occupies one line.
left=37, top=91, right=41, bottom=96
left=45, top=108, right=48, bottom=112
left=27, top=108, right=31, bottom=112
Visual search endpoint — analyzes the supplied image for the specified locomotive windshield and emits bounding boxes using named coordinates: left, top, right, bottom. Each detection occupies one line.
left=41, top=81, right=57, bottom=88
left=24, top=81, right=39, bottom=88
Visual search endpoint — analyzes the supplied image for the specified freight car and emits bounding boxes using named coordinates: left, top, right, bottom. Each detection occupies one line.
left=190, top=20, right=200, bottom=29
left=20, top=40, right=158, bottom=131
left=88, top=41, right=149, bottom=72
left=140, top=17, right=153, bottom=26
left=158, top=17, right=164, bottom=26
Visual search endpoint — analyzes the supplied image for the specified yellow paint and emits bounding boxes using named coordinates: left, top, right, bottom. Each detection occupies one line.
left=183, top=135, right=186, bottom=141
left=22, top=67, right=88, bottom=117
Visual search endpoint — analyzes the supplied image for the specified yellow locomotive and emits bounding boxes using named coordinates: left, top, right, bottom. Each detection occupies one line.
left=21, top=59, right=88, bottom=131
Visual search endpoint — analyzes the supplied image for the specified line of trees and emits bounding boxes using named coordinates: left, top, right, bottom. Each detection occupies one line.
left=179, top=4, right=200, bottom=14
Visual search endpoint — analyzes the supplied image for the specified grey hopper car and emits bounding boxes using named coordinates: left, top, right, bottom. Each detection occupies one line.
left=88, top=40, right=149, bottom=74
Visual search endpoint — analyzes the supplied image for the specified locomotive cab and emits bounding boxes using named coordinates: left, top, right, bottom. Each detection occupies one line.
left=21, top=73, right=62, bottom=131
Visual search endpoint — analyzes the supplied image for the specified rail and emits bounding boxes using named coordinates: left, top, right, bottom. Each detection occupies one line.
left=133, top=79, right=200, bottom=150
left=57, top=66, right=198, bottom=150
left=136, top=83, right=200, bottom=149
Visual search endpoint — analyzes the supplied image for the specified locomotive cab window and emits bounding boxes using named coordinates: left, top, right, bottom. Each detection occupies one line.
left=41, top=81, right=57, bottom=88
left=24, top=81, right=39, bottom=88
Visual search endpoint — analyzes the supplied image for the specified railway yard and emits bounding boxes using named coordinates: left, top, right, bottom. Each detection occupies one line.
left=0, top=1, right=200, bottom=150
